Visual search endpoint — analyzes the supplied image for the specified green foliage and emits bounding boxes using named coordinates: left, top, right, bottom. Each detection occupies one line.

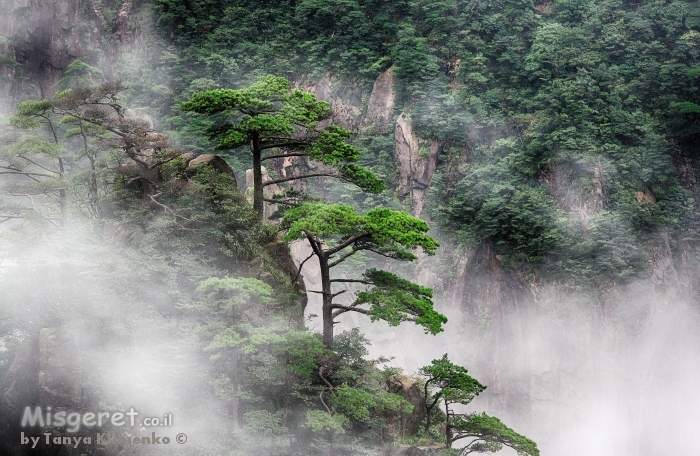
left=282, top=201, right=443, bottom=346
left=444, top=161, right=563, bottom=264
left=419, top=354, right=486, bottom=412
left=153, top=0, right=402, bottom=83
left=355, top=269, right=447, bottom=335
left=419, top=355, right=538, bottom=455
left=54, top=60, right=104, bottom=90
left=454, top=413, right=540, bottom=456
left=304, top=409, right=349, bottom=435
left=5, top=0, right=700, bottom=452
left=114, top=165, right=272, bottom=262
left=181, top=76, right=384, bottom=216
left=12, top=99, right=53, bottom=119
left=282, top=202, right=439, bottom=259
left=552, top=211, right=649, bottom=285
left=333, top=384, right=409, bottom=421
left=397, top=0, right=700, bottom=290
left=392, top=23, right=440, bottom=96
left=195, top=276, right=274, bottom=353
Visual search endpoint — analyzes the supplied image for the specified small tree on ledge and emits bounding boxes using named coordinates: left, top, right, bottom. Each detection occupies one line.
left=281, top=202, right=446, bottom=348
left=419, top=354, right=539, bottom=456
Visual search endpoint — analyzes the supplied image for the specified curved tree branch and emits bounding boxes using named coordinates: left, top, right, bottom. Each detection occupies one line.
left=291, top=251, right=315, bottom=285
left=263, top=172, right=338, bottom=187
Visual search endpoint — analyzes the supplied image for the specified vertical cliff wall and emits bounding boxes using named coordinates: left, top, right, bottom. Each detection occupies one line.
left=0, top=0, right=136, bottom=104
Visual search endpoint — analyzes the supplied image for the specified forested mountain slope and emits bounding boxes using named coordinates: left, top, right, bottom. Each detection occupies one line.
left=0, top=0, right=699, bottom=455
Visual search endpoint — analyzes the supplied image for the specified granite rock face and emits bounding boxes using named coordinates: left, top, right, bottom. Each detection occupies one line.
left=385, top=374, right=427, bottom=438
left=189, top=154, right=237, bottom=184
left=363, top=66, right=396, bottom=133
left=0, top=0, right=137, bottom=106
left=245, top=166, right=283, bottom=220
left=0, top=0, right=96, bottom=98
left=394, top=112, right=442, bottom=217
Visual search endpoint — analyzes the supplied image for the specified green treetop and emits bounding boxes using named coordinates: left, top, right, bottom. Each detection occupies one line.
left=281, top=201, right=445, bottom=348
left=452, top=413, right=540, bottom=456
left=419, top=354, right=539, bottom=455
left=180, top=76, right=385, bottom=219
left=419, top=354, right=486, bottom=434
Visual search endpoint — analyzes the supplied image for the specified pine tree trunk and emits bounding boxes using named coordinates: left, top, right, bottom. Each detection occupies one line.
left=445, top=402, right=452, bottom=448
left=320, top=254, right=334, bottom=349
left=252, top=135, right=264, bottom=219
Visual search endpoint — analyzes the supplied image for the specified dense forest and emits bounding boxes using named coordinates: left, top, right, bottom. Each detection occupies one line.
left=0, top=0, right=699, bottom=455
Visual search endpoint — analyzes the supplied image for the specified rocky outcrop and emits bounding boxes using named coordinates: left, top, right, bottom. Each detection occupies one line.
left=267, top=155, right=320, bottom=195
left=647, top=231, right=678, bottom=293
left=189, top=153, right=236, bottom=183
left=363, top=66, right=396, bottom=133
left=386, top=375, right=426, bottom=438
left=271, top=67, right=397, bottom=196
left=447, top=244, right=536, bottom=427
left=294, top=73, right=363, bottom=130
left=262, top=239, right=307, bottom=297
left=245, top=166, right=283, bottom=219
left=289, top=238, right=323, bottom=329
left=394, top=112, right=443, bottom=217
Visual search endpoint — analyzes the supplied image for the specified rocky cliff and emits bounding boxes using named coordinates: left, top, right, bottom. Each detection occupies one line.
left=0, top=0, right=137, bottom=104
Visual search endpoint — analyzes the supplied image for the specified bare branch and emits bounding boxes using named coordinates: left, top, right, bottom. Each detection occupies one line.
left=318, top=366, right=335, bottom=392
left=329, top=278, right=373, bottom=285
left=124, top=175, right=158, bottom=189
left=319, top=391, right=332, bottom=416
left=148, top=152, right=183, bottom=170
left=260, top=146, right=310, bottom=154
left=306, top=234, right=324, bottom=259
left=17, top=155, right=61, bottom=175
left=263, top=197, right=299, bottom=207
left=148, top=193, right=195, bottom=227
left=325, top=234, right=368, bottom=257
left=0, top=215, right=23, bottom=223
left=0, top=169, right=52, bottom=181
left=331, top=304, right=369, bottom=318
left=291, top=251, right=315, bottom=285
left=263, top=172, right=338, bottom=187
left=328, top=247, right=359, bottom=268
left=14, top=193, right=37, bottom=212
